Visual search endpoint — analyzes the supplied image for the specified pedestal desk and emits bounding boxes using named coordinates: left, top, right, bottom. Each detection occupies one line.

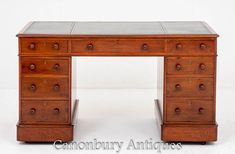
left=17, top=21, right=218, bottom=142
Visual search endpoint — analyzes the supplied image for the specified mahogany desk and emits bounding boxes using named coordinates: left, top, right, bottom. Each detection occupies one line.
left=16, top=21, right=218, bottom=142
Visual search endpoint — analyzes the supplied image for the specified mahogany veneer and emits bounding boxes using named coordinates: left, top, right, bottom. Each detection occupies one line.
left=17, top=21, right=218, bottom=142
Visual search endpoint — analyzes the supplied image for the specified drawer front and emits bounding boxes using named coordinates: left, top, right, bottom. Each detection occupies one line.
left=166, top=99, right=214, bottom=122
left=20, top=38, right=68, bottom=53
left=166, top=77, right=214, bottom=97
left=167, top=40, right=215, bottom=55
left=21, top=100, right=69, bottom=124
left=21, top=57, right=69, bottom=75
left=71, top=39, right=165, bottom=55
left=166, top=57, right=214, bottom=75
left=21, top=77, right=69, bottom=99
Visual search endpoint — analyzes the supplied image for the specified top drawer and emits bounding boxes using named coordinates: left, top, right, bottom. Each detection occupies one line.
left=167, top=40, right=215, bottom=55
left=71, top=39, right=165, bottom=55
left=21, top=57, right=70, bottom=75
left=166, top=57, right=215, bottom=75
left=20, top=38, right=68, bottom=54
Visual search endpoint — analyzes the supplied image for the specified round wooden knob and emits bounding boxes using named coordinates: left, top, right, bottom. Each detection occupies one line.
left=53, top=84, right=60, bottom=91
left=175, top=84, right=181, bottom=90
left=200, top=43, right=207, bottom=50
left=53, top=108, right=60, bottom=114
left=53, top=63, right=60, bottom=71
left=30, top=108, right=36, bottom=114
left=29, top=63, right=36, bottom=71
left=28, top=43, right=36, bottom=50
left=30, top=84, right=37, bottom=92
left=199, top=63, right=206, bottom=70
left=142, top=43, right=149, bottom=50
left=199, top=84, right=206, bottom=90
left=198, top=107, right=204, bottom=114
left=175, top=107, right=181, bottom=114
left=53, top=43, right=60, bottom=50
left=175, top=63, right=182, bottom=71
left=87, top=43, right=94, bottom=50
left=176, top=43, right=182, bottom=50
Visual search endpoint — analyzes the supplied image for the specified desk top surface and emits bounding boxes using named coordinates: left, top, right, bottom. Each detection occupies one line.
left=17, top=21, right=218, bottom=37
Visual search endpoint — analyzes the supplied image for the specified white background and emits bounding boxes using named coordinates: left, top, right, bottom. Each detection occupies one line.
left=0, top=0, right=235, bottom=154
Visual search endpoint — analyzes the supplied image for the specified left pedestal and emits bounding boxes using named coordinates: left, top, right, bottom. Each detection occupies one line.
left=17, top=55, right=75, bottom=142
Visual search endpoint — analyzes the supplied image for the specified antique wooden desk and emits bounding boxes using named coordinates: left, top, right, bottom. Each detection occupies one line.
left=17, top=21, right=218, bottom=142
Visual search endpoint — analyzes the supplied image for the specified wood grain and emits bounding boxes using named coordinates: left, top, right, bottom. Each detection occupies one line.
left=17, top=21, right=218, bottom=143
left=21, top=57, right=70, bottom=75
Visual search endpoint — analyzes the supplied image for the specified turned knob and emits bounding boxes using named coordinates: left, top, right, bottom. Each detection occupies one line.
left=52, top=43, right=60, bottom=50
left=142, top=43, right=149, bottom=51
left=87, top=43, right=94, bottom=50
left=29, top=63, right=36, bottom=71
left=28, top=43, right=36, bottom=50
left=199, top=63, right=206, bottom=70
left=53, top=84, right=60, bottom=91
left=200, top=43, right=207, bottom=50
left=175, top=63, right=182, bottom=71
left=53, top=63, right=60, bottom=71
left=53, top=108, right=60, bottom=114
left=175, top=107, right=181, bottom=114
left=175, top=84, right=181, bottom=90
left=199, top=84, right=206, bottom=90
left=30, top=84, right=37, bottom=92
left=176, top=43, right=183, bottom=50
left=30, top=108, right=36, bottom=114
left=198, top=107, right=204, bottom=114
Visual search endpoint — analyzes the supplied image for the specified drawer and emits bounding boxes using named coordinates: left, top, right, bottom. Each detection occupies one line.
left=21, top=77, right=69, bottom=99
left=166, top=77, right=214, bottom=97
left=21, top=100, right=69, bottom=124
left=166, top=99, right=214, bottom=122
left=166, top=57, right=214, bottom=75
left=167, top=40, right=215, bottom=55
left=71, top=39, right=165, bottom=55
left=20, top=38, right=68, bottom=53
left=21, top=57, right=70, bottom=75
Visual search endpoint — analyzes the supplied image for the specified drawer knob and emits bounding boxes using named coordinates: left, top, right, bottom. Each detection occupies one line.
left=87, top=43, right=94, bottom=50
left=198, top=107, right=204, bottom=114
left=175, top=107, right=181, bottom=114
left=28, top=43, right=36, bottom=50
left=141, top=43, right=149, bottom=51
left=53, top=43, right=60, bottom=50
left=199, top=63, right=206, bottom=70
left=53, top=63, right=60, bottom=71
left=175, top=63, right=182, bottom=71
left=176, top=43, right=183, bottom=50
left=30, top=84, right=37, bottom=92
left=200, top=43, right=207, bottom=50
left=199, top=84, right=206, bottom=90
left=53, top=84, right=60, bottom=92
left=30, top=108, right=36, bottom=114
left=175, top=84, right=181, bottom=90
left=53, top=108, right=60, bottom=114
left=29, top=63, right=36, bottom=71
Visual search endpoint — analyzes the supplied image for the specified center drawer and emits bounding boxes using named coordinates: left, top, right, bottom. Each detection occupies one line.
left=21, top=77, right=69, bottom=99
left=166, top=77, right=214, bottom=97
left=71, top=39, right=165, bottom=55
left=21, top=100, right=69, bottom=124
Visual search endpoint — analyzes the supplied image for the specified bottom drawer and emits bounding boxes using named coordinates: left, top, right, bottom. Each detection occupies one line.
left=21, top=100, right=70, bottom=124
left=166, top=99, right=214, bottom=122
